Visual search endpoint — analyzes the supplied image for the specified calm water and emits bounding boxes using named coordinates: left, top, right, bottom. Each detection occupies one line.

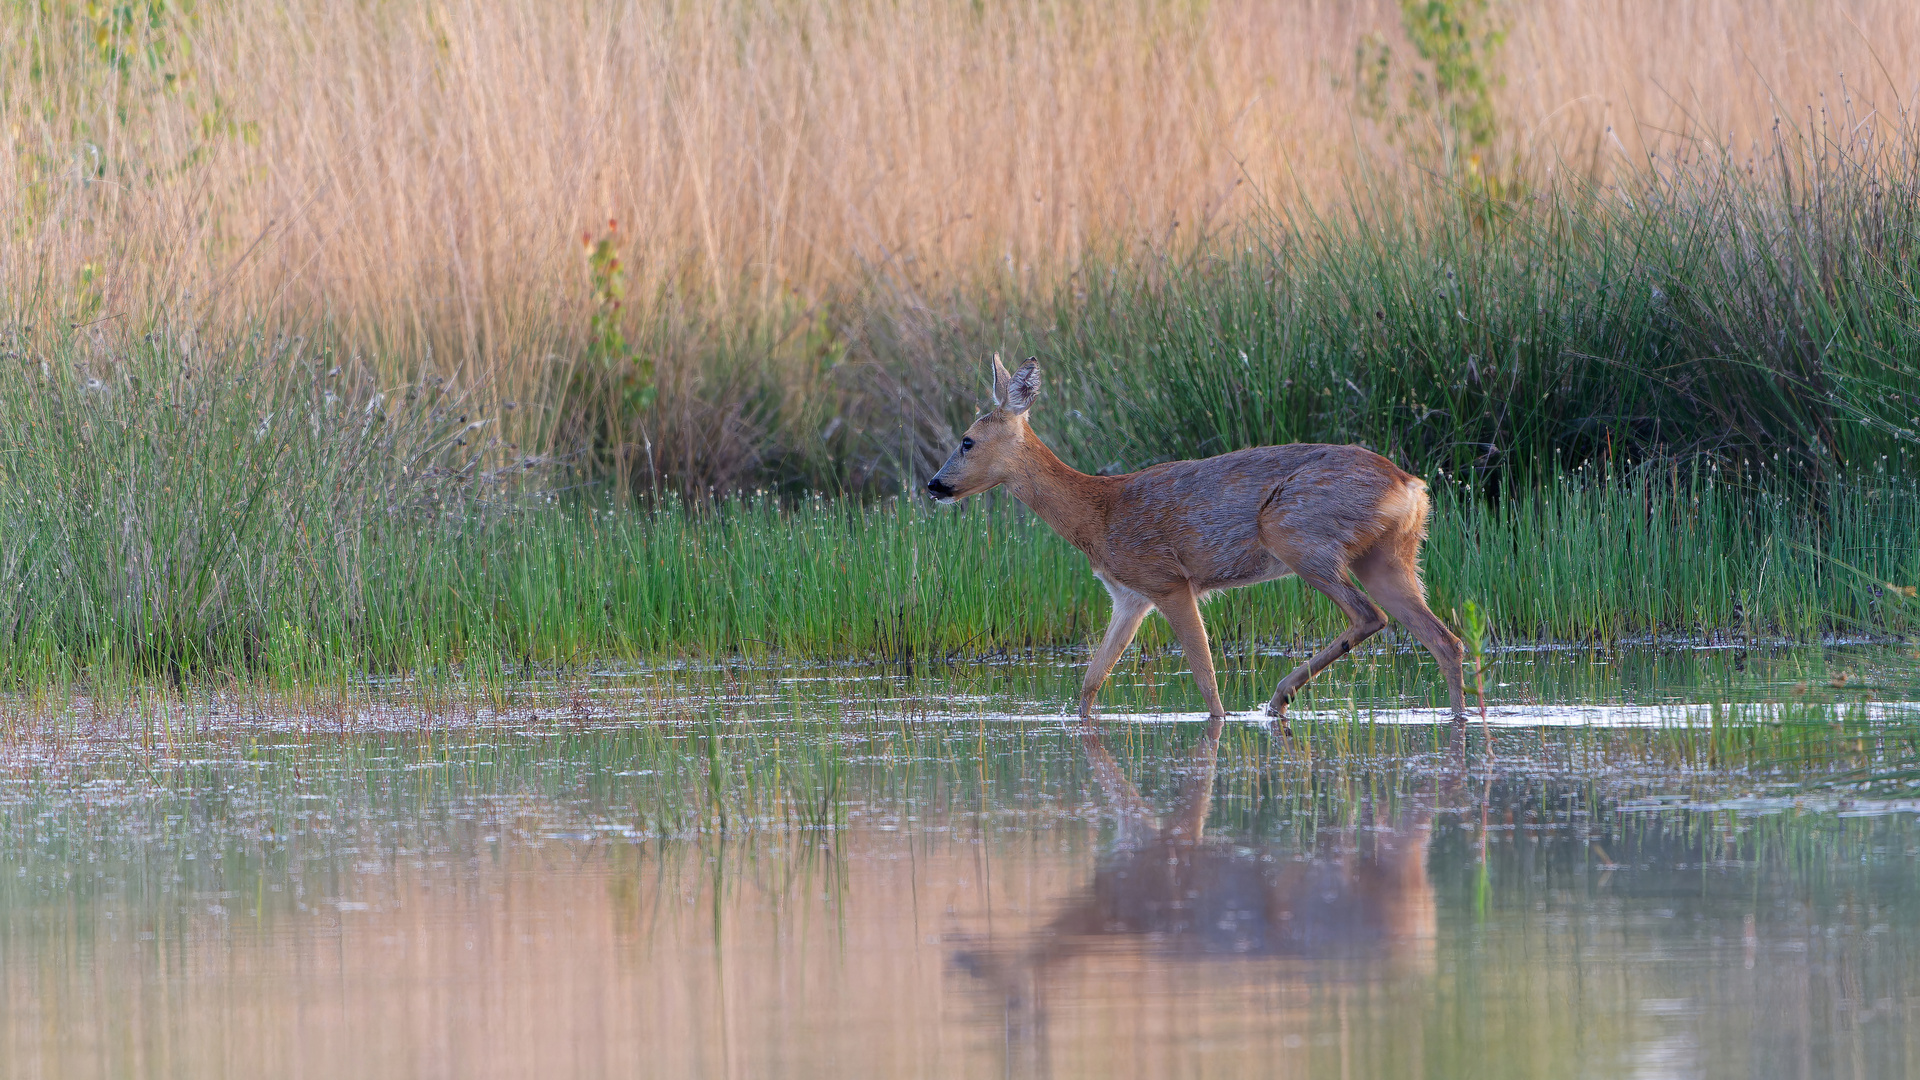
left=2, top=642, right=1919, bottom=1078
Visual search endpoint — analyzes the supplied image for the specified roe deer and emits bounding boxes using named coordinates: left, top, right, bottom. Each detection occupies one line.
left=925, top=356, right=1467, bottom=724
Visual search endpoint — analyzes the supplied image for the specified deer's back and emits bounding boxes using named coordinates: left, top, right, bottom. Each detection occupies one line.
left=1098, top=443, right=1415, bottom=592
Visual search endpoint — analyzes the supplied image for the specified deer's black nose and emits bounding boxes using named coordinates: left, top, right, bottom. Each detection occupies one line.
left=926, top=477, right=955, bottom=498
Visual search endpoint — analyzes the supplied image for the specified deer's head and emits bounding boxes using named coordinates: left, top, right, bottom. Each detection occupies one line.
left=925, top=356, right=1040, bottom=503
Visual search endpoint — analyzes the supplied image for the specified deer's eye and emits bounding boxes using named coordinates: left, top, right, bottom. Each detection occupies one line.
left=960, top=437, right=974, bottom=452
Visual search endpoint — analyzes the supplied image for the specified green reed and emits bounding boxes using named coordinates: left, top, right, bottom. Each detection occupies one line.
left=3, top=395, right=1915, bottom=688
left=9, top=109, right=1919, bottom=511
left=1005, top=155, right=1920, bottom=493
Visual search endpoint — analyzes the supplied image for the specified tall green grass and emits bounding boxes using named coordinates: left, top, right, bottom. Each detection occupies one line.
left=2, top=340, right=1913, bottom=688
left=989, top=124, right=1920, bottom=490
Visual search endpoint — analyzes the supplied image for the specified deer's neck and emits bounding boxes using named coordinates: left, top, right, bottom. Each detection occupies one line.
left=1002, top=434, right=1113, bottom=553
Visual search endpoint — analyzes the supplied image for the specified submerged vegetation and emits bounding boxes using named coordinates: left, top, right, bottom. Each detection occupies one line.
left=7, top=643, right=1920, bottom=842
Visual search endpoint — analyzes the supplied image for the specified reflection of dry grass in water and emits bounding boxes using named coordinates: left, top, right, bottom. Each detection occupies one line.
left=0, top=821, right=1446, bottom=1079
left=8, top=0, right=1916, bottom=384
left=0, top=829, right=1070, bottom=1078
left=0, top=814, right=1895, bottom=1077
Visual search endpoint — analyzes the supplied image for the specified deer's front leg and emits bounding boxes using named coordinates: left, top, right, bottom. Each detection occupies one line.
left=1081, top=583, right=1153, bottom=718
left=1155, top=587, right=1227, bottom=718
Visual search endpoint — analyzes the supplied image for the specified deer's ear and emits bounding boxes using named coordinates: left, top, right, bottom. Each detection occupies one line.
left=1003, top=357, right=1040, bottom=414
left=990, top=354, right=1013, bottom=408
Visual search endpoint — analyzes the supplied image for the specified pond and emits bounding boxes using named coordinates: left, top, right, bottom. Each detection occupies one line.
left=2, top=641, right=1918, bottom=1078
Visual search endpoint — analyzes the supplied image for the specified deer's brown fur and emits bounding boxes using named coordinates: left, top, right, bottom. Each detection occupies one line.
left=926, top=356, right=1467, bottom=722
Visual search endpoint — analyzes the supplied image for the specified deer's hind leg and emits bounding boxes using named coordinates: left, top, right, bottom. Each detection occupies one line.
left=1260, top=549, right=1387, bottom=723
left=1352, top=543, right=1468, bottom=721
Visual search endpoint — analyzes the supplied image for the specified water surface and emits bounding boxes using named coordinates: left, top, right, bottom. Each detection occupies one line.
left=3, top=642, right=1918, bottom=1078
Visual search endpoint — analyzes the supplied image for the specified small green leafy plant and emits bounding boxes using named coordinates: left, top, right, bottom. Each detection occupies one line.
left=584, top=219, right=657, bottom=417
left=1457, top=599, right=1491, bottom=744
left=1345, top=0, right=1520, bottom=200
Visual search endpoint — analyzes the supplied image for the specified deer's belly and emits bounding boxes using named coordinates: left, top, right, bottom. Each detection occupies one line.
left=1095, top=548, right=1290, bottom=600
left=1197, top=551, right=1293, bottom=594
left=1100, top=513, right=1287, bottom=594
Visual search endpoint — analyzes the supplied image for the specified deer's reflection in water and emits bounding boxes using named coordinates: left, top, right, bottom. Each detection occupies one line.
left=955, top=717, right=1436, bottom=1055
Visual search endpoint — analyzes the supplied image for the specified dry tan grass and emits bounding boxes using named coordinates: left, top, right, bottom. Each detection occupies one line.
left=3, top=0, right=1915, bottom=395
